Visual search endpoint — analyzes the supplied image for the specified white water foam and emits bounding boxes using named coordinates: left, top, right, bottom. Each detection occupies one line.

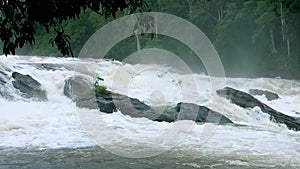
left=0, top=55, right=299, bottom=165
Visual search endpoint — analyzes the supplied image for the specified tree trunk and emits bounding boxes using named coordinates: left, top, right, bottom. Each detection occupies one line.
left=270, top=28, right=278, bottom=54
left=218, top=5, right=223, bottom=21
left=287, top=39, right=290, bottom=58
left=134, top=31, right=141, bottom=51
left=280, top=2, right=285, bottom=41
left=186, top=0, right=194, bottom=54
left=218, top=7, right=221, bottom=20
left=280, top=2, right=290, bottom=62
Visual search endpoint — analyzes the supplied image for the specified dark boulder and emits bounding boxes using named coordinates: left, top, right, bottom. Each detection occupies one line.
left=249, top=89, right=279, bottom=101
left=63, top=75, right=234, bottom=125
left=175, top=102, right=233, bottom=124
left=96, top=91, right=233, bottom=125
left=12, top=72, right=47, bottom=101
left=63, top=75, right=98, bottom=109
left=217, top=87, right=300, bottom=131
left=155, top=103, right=233, bottom=124
left=95, top=92, right=157, bottom=119
left=155, top=106, right=178, bottom=122
left=95, top=91, right=117, bottom=113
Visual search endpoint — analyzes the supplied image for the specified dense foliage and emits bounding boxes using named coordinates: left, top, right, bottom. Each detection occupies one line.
left=149, top=0, right=300, bottom=77
left=1, top=0, right=299, bottom=78
left=0, top=0, right=148, bottom=56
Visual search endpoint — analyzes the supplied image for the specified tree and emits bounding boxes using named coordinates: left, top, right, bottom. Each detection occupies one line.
left=0, top=0, right=148, bottom=56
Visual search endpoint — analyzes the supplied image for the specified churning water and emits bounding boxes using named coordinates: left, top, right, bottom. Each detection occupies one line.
left=0, top=55, right=299, bottom=168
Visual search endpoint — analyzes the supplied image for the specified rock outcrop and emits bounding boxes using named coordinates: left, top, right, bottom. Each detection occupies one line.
left=95, top=87, right=233, bottom=124
left=0, top=70, right=13, bottom=100
left=0, top=71, right=9, bottom=84
left=11, top=72, right=47, bottom=101
left=249, top=89, right=279, bottom=101
left=23, top=63, right=73, bottom=71
left=63, top=75, right=98, bottom=109
left=63, top=75, right=233, bottom=125
left=217, top=87, right=300, bottom=131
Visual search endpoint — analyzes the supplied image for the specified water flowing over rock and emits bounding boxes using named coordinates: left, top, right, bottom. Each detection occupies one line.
left=175, top=102, right=233, bottom=124
left=63, top=75, right=233, bottom=125
left=63, top=75, right=98, bottom=109
left=0, top=71, right=9, bottom=84
left=23, top=63, right=74, bottom=71
left=95, top=90, right=233, bottom=125
left=0, top=70, right=14, bottom=100
left=249, top=89, right=279, bottom=101
left=11, top=72, right=47, bottom=101
left=217, top=87, right=300, bottom=131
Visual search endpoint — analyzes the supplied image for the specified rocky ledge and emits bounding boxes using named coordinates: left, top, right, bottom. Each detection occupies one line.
left=249, top=89, right=279, bottom=101
left=12, top=72, right=47, bottom=101
left=217, top=87, right=300, bottom=131
left=63, top=75, right=300, bottom=130
left=0, top=69, right=47, bottom=101
left=64, top=75, right=233, bottom=125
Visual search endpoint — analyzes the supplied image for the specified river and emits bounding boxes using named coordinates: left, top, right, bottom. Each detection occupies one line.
left=0, top=55, right=299, bottom=168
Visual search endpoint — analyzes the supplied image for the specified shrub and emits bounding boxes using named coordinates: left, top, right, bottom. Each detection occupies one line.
left=94, top=77, right=110, bottom=95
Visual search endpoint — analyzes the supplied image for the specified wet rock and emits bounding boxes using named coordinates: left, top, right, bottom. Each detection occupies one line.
left=12, top=72, right=47, bottom=101
left=40, top=63, right=72, bottom=71
left=96, top=91, right=233, bottom=125
left=94, top=92, right=117, bottom=113
left=63, top=75, right=98, bottom=109
left=0, top=71, right=10, bottom=84
left=64, top=75, right=233, bottom=125
left=22, top=63, right=73, bottom=71
left=0, top=71, right=14, bottom=100
left=95, top=92, right=154, bottom=117
left=0, top=64, right=15, bottom=100
left=75, top=95, right=99, bottom=109
left=175, top=103, right=233, bottom=124
left=155, top=106, right=178, bottom=122
left=154, top=103, right=233, bottom=124
left=249, top=89, right=279, bottom=101
left=217, top=87, right=300, bottom=131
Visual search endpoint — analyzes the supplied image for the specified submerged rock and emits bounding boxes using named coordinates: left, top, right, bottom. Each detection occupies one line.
left=63, top=75, right=98, bottom=109
left=217, top=87, right=300, bottom=131
left=12, top=72, right=47, bottom=101
left=249, top=89, right=279, bottom=101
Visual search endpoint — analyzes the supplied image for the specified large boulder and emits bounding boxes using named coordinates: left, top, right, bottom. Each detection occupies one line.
left=217, top=87, right=300, bottom=131
left=12, top=72, right=47, bottom=101
left=154, top=102, right=233, bottom=124
left=96, top=91, right=233, bottom=125
left=63, top=75, right=233, bottom=125
left=63, top=75, right=98, bottom=109
left=249, top=89, right=279, bottom=101
left=95, top=91, right=154, bottom=117
left=175, top=102, right=233, bottom=124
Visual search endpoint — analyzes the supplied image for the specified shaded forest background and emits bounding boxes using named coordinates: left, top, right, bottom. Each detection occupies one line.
left=2, top=0, right=300, bottom=79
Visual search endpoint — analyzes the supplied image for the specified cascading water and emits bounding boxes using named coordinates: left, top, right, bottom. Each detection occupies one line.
left=0, top=55, right=300, bottom=168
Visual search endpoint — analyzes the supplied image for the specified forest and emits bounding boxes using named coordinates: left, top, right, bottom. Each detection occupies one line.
left=2, top=0, right=300, bottom=79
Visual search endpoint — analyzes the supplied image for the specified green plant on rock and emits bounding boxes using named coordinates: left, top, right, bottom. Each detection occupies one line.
left=94, top=77, right=110, bottom=95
